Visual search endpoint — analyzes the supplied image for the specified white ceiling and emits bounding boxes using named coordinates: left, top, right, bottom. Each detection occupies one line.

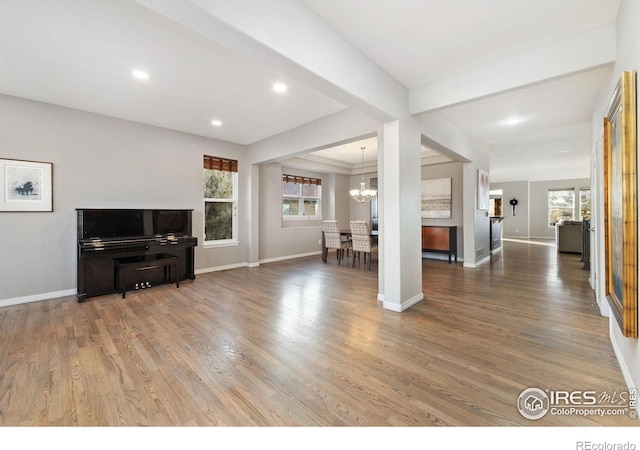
left=0, top=0, right=622, bottom=182
left=422, top=64, right=614, bottom=182
left=0, top=0, right=346, bottom=145
left=299, top=0, right=619, bottom=89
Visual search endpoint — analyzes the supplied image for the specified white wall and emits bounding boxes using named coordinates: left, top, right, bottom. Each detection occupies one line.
left=0, top=94, right=248, bottom=303
left=0, top=94, right=364, bottom=303
left=491, top=178, right=591, bottom=240
left=348, top=171, right=377, bottom=223
left=421, top=162, right=464, bottom=258
left=590, top=0, right=640, bottom=396
left=258, top=162, right=350, bottom=262
left=334, top=174, right=351, bottom=227
left=491, top=181, right=530, bottom=238
left=415, top=113, right=491, bottom=267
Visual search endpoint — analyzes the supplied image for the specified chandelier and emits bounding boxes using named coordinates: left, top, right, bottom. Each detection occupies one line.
left=349, top=146, right=377, bottom=203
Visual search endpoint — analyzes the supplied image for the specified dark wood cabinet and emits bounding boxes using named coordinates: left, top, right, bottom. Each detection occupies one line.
left=422, top=225, right=457, bottom=263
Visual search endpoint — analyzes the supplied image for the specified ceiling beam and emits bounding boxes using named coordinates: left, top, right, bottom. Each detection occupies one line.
left=246, top=109, right=379, bottom=165
left=409, top=23, right=616, bottom=115
left=135, top=0, right=408, bottom=122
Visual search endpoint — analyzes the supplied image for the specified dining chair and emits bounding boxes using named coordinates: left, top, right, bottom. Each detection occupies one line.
left=350, top=220, right=377, bottom=270
left=322, top=220, right=351, bottom=264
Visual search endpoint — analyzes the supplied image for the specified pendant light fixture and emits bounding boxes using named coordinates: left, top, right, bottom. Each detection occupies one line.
left=349, top=146, right=377, bottom=203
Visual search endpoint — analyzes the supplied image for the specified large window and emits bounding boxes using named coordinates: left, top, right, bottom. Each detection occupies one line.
left=204, top=155, right=238, bottom=244
left=282, top=174, right=322, bottom=219
left=580, top=188, right=591, bottom=221
left=548, top=188, right=575, bottom=226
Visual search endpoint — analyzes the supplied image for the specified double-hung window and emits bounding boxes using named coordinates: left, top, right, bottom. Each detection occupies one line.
left=204, top=155, right=238, bottom=245
left=548, top=188, right=575, bottom=226
left=282, top=174, right=322, bottom=219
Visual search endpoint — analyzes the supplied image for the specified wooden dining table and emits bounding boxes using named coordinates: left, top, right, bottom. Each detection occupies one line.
left=321, top=229, right=378, bottom=262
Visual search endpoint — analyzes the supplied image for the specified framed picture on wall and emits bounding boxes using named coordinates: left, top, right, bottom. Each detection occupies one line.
left=421, top=178, right=452, bottom=219
left=0, top=158, right=53, bottom=212
left=477, top=169, right=490, bottom=210
left=603, top=70, right=637, bottom=338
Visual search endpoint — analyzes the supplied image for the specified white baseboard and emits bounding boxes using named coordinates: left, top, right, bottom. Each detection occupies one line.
left=383, top=292, right=424, bottom=312
left=463, top=255, right=490, bottom=268
left=609, top=323, right=639, bottom=419
left=0, top=289, right=77, bottom=308
left=195, top=262, right=250, bottom=275
left=259, top=251, right=322, bottom=264
left=197, top=251, right=323, bottom=273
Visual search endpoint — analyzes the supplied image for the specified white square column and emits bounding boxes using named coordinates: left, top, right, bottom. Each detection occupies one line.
left=379, top=118, right=424, bottom=311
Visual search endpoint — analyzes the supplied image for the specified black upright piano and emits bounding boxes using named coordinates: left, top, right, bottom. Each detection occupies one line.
left=77, top=208, right=197, bottom=302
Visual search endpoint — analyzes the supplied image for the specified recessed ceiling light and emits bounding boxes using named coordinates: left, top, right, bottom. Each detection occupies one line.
left=132, top=69, right=149, bottom=80
left=502, top=116, right=524, bottom=126
left=273, top=83, right=288, bottom=93
left=558, top=149, right=571, bottom=153
left=210, top=119, right=222, bottom=127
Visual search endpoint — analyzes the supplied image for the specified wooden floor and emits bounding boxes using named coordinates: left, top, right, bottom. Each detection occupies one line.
left=0, top=239, right=636, bottom=426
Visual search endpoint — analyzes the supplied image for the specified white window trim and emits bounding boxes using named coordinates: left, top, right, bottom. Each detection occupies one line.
left=204, top=171, right=239, bottom=245
left=547, top=188, right=576, bottom=228
left=203, top=239, right=240, bottom=249
left=579, top=187, right=591, bottom=221
left=282, top=182, right=322, bottom=220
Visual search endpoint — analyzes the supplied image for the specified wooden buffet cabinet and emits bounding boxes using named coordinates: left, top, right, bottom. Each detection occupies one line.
left=421, top=225, right=457, bottom=263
